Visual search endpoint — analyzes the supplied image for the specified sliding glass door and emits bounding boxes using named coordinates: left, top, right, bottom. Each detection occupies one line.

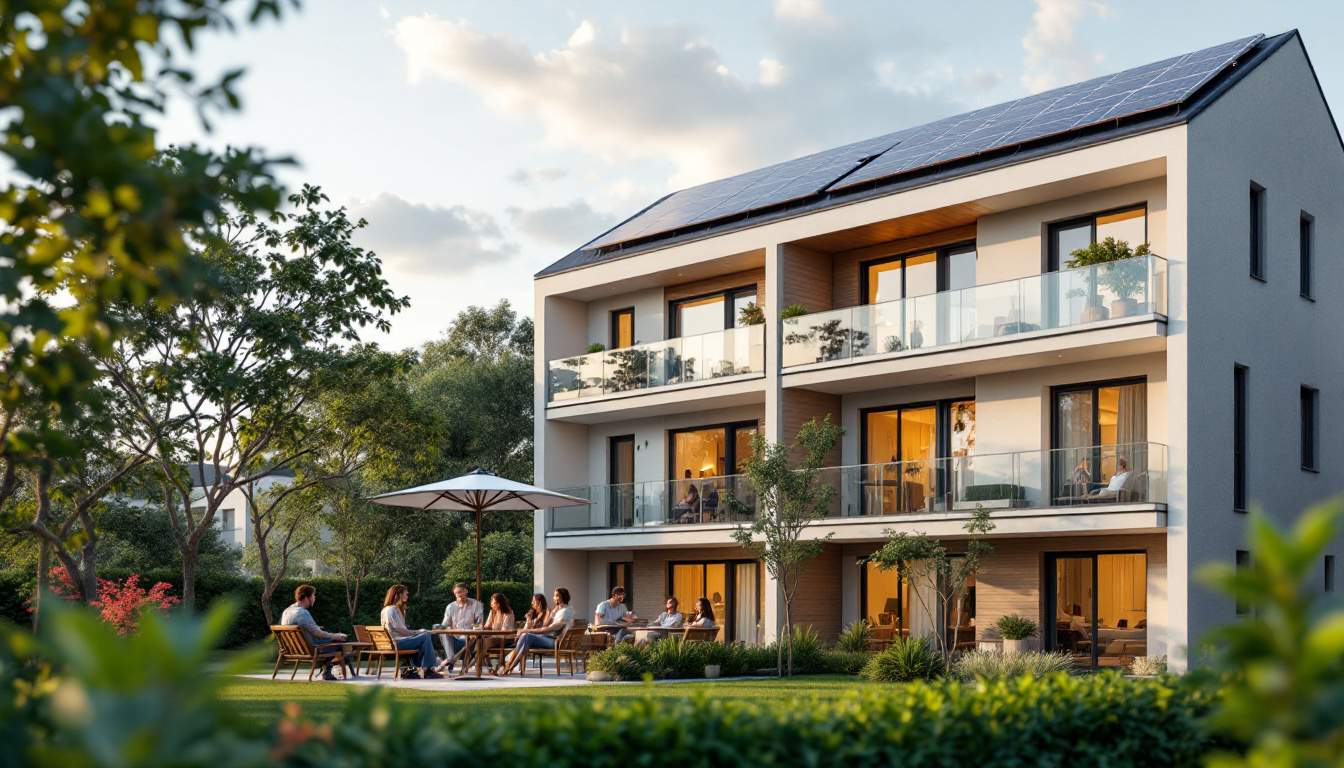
left=1047, top=551, right=1148, bottom=668
left=863, top=399, right=975, bottom=515
left=668, top=421, right=756, bottom=523
left=668, top=560, right=760, bottom=642
left=1052, top=379, right=1146, bottom=502
left=608, top=435, right=635, bottom=527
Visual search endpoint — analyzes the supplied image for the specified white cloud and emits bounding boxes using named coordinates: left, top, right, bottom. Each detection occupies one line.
left=507, top=200, right=617, bottom=249
left=391, top=13, right=967, bottom=187
left=507, top=167, right=569, bottom=185
left=350, top=193, right=517, bottom=272
left=567, top=19, right=595, bottom=47
left=773, top=0, right=831, bottom=23
left=1021, top=0, right=1107, bottom=93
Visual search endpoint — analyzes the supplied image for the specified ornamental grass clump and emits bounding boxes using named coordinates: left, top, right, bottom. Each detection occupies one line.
left=952, top=650, right=1073, bottom=681
left=835, top=620, right=870, bottom=653
left=860, top=636, right=945, bottom=682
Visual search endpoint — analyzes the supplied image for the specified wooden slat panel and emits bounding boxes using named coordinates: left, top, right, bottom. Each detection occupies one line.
left=781, top=389, right=842, bottom=466
left=780, top=245, right=833, bottom=313
left=831, top=223, right=978, bottom=309
left=665, top=268, right=766, bottom=310
left=795, top=202, right=987, bottom=253
left=790, top=543, right=842, bottom=641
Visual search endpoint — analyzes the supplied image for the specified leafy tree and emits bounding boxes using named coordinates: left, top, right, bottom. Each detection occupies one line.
left=441, top=529, right=533, bottom=585
left=865, top=507, right=995, bottom=668
left=730, top=416, right=842, bottom=676
left=97, top=502, right=239, bottom=577
left=0, top=0, right=289, bottom=511
left=99, top=184, right=407, bottom=604
left=1200, top=499, right=1344, bottom=766
left=319, top=481, right=406, bottom=622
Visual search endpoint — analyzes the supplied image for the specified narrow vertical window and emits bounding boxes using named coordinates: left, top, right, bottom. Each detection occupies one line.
left=1233, top=364, right=1248, bottom=511
left=1301, top=385, right=1319, bottom=471
left=1300, top=212, right=1314, bottom=299
left=1236, top=550, right=1251, bottom=615
left=1249, top=183, right=1265, bottom=280
left=1326, top=555, right=1336, bottom=593
left=610, top=307, right=634, bottom=349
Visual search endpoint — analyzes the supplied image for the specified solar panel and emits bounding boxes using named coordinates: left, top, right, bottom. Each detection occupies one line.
left=582, top=33, right=1263, bottom=252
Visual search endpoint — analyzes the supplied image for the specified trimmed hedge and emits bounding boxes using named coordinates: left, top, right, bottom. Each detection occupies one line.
left=589, top=637, right=867, bottom=680
left=297, top=673, right=1217, bottom=766
left=1, top=570, right=532, bottom=649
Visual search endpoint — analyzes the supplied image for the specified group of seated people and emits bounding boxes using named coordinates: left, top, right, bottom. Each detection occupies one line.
left=280, top=581, right=720, bottom=681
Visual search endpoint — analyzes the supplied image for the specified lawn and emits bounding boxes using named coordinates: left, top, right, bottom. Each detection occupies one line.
left=219, top=674, right=878, bottom=722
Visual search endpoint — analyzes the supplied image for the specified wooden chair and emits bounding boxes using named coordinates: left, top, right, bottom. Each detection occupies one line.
left=681, top=625, right=721, bottom=643
left=361, top=625, right=418, bottom=680
left=270, top=625, right=351, bottom=681
left=528, top=620, right=588, bottom=677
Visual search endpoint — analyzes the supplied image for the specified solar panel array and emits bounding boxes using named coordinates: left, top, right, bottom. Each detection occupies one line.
left=584, top=33, right=1262, bottom=252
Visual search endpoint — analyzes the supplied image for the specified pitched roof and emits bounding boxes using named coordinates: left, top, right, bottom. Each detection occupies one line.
left=537, top=31, right=1295, bottom=278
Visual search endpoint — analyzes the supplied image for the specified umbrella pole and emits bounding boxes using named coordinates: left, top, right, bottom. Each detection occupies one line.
left=475, top=506, right=482, bottom=603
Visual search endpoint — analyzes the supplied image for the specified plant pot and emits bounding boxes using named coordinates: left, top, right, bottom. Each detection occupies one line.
left=1110, top=298, right=1139, bottom=317
left=1080, top=305, right=1110, bottom=323
left=586, top=670, right=611, bottom=682
left=704, top=664, right=721, bottom=679
left=1003, top=638, right=1030, bottom=654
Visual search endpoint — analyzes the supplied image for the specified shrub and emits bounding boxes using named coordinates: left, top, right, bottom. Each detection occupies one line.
left=1129, top=656, right=1168, bottom=676
left=995, top=614, right=1039, bottom=640
left=835, top=620, right=870, bottom=653
left=588, top=643, right=654, bottom=681
left=860, top=636, right=946, bottom=682
left=823, top=650, right=870, bottom=675
left=952, top=650, right=1073, bottom=681
left=777, top=624, right=826, bottom=672
left=779, top=303, right=809, bottom=320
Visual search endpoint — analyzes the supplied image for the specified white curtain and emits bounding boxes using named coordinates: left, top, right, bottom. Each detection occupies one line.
left=906, top=569, right=939, bottom=640
left=735, top=563, right=759, bottom=644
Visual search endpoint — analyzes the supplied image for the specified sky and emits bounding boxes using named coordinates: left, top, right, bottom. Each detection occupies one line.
left=157, top=0, right=1344, bottom=351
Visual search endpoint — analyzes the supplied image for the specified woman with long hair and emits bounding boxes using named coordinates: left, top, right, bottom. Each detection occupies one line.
left=689, top=596, right=716, bottom=629
left=379, top=584, right=442, bottom=679
left=470, top=592, right=517, bottom=673
left=522, top=592, right=549, bottom=629
left=500, top=587, right=574, bottom=676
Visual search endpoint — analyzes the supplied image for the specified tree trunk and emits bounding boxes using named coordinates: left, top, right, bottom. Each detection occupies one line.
left=181, top=550, right=198, bottom=608
left=33, top=540, right=49, bottom=633
left=260, top=581, right=276, bottom=625
left=783, top=600, right=794, bottom=677
left=79, top=537, right=98, bottom=604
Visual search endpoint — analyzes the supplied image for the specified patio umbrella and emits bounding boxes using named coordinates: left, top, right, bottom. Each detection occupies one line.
left=367, top=469, right=589, bottom=601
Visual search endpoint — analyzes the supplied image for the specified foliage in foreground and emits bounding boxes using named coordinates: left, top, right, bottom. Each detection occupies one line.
left=951, top=650, right=1073, bottom=681
left=859, top=636, right=946, bottom=682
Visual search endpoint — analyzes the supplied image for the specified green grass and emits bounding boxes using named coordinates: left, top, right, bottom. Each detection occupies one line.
left=218, top=674, right=877, bottom=722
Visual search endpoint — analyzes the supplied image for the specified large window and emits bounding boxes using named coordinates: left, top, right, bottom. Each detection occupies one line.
left=1300, top=212, right=1314, bottom=299
left=862, top=400, right=974, bottom=514
left=1249, top=183, right=1266, bottom=280
left=669, top=286, right=757, bottom=337
left=668, top=560, right=760, bottom=642
left=1048, top=551, right=1148, bottom=668
left=1048, top=205, right=1147, bottom=271
left=1052, top=379, right=1146, bottom=502
left=1301, top=385, right=1319, bottom=472
left=1234, top=364, right=1248, bottom=511
left=861, top=243, right=976, bottom=305
left=669, top=421, right=757, bottom=523
left=609, top=435, right=635, bottom=526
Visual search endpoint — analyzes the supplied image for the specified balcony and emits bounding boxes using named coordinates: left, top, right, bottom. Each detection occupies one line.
left=547, top=324, right=765, bottom=406
left=781, top=255, right=1167, bottom=371
left=546, top=443, right=1166, bottom=539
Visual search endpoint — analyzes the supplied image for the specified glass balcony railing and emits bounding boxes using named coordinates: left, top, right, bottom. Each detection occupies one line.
left=546, top=443, right=1166, bottom=533
left=547, top=324, right=766, bottom=403
left=547, top=474, right=756, bottom=532
left=817, top=442, right=1167, bottom=518
left=782, top=255, right=1167, bottom=368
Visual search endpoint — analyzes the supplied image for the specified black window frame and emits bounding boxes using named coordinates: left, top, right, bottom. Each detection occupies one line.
left=1045, top=203, right=1149, bottom=272
left=859, top=240, right=977, bottom=305
left=664, top=558, right=759, bottom=643
left=666, top=420, right=759, bottom=482
left=1249, top=182, right=1266, bottom=281
left=609, top=307, right=635, bottom=349
left=859, top=558, right=906, bottom=633
left=1301, top=385, right=1320, bottom=472
left=1234, top=364, right=1248, bottom=512
left=1236, top=550, right=1251, bottom=615
left=1299, top=211, right=1314, bottom=300
left=859, top=397, right=975, bottom=514
left=608, top=561, right=634, bottom=610
left=1043, top=548, right=1148, bottom=670
left=1326, top=555, right=1336, bottom=593
left=667, top=285, right=756, bottom=337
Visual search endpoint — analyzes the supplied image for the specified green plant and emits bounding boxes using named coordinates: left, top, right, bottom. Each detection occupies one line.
left=737, top=301, right=766, bottom=326
left=952, top=650, right=1073, bottom=680
left=823, top=650, right=870, bottom=675
left=779, top=303, right=810, bottom=320
left=1128, top=656, right=1168, bottom=676
left=586, top=342, right=607, bottom=354
left=588, top=642, right=656, bottom=681
left=860, top=636, right=946, bottom=682
left=1199, top=499, right=1344, bottom=766
left=731, top=419, right=842, bottom=676
left=1065, top=237, right=1151, bottom=301
left=835, top=620, right=871, bottom=653
left=995, top=614, right=1039, bottom=640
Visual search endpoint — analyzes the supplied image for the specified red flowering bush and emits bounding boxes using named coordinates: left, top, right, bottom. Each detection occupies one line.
left=48, top=566, right=181, bottom=635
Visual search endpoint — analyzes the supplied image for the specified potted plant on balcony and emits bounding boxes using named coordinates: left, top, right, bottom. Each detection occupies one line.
left=737, top=301, right=766, bottom=326
left=1066, top=237, right=1152, bottom=319
left=995, top=614, right=1038, bottom=654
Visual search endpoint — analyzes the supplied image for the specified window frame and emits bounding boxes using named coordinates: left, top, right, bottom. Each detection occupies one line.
left=667, top=285, right=756, bottom=337
left=1043, top=548, right=1148, bottom=670
left=1249, top=182, right=1266, bottom=281
left=1233, top=364, right=1248, bottom=512
left=1301, top=385, right=1320, bottom=472
left=665, top=558, right=759, bottom=643
left=1299, top=211, right=1314, bottom=300
left=1045, top=203, right=1149, bottom=272
left=607, top=561, right=634, bottom=610
left=1236, top=550, right=1251, bottom=615
left=665, top=420, right=759, bottom=482
left=859, top=240, right=977, bottom=305
left=609, top=307, right=635, bottom=349
left=1326, top=555, right=1336, bottom=593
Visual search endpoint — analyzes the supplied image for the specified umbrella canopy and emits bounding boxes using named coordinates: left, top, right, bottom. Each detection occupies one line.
left=368, top=469, right=589, bottom=600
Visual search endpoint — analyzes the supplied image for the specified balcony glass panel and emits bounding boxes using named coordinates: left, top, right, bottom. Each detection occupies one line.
left=781, top=255, right=1166, bottom=369
left=547, top=324, right=764, bottom=403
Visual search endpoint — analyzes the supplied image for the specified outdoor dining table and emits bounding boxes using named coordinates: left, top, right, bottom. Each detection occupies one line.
left=430, top=627, right=519, bottom=679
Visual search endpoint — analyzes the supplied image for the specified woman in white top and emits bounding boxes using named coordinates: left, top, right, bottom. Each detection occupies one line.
left=380, top=584, right=443, bottom=679
left=689, top=596, right=716, bottom=629
left=468, top=592, right=517, bottom=672
left=500, top=587, right=574, bottom=675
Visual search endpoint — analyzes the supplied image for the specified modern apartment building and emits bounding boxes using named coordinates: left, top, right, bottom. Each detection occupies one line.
left=531, top=31, right=1343, bottom=670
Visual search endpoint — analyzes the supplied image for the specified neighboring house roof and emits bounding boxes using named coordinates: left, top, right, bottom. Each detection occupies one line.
left=185, top=463, right=295, bottom=487
left=537, top=31, right=1297, bottom=278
